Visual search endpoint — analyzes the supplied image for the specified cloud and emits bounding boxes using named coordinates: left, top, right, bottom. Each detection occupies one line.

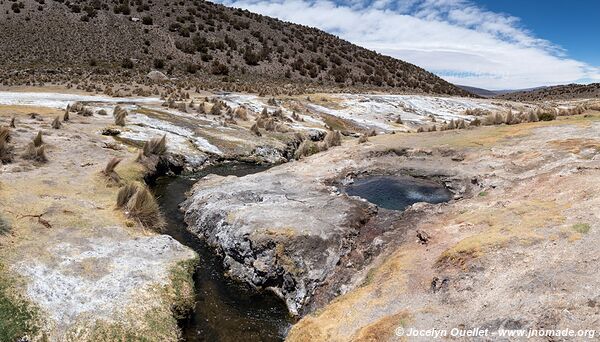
left=214, top=0, right=600, bottom=89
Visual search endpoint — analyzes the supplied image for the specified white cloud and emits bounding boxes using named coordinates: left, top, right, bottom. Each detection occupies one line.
left=214, top=0, right=600, bottom=89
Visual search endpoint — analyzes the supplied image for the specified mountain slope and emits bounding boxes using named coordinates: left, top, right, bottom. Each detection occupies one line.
left=499, top=83, right=600, bottom=101
left=457, top=85, right=499, bottom=98
left=0, top=0, right=470, bottom=95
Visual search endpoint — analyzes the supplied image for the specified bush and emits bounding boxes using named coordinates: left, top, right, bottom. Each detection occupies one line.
left=142, top=16, right=153, bottom=25
left=121, top=58, right=134, bottom=69
left=153, top=59, right=165, bottom=69
left=537, top=111, right=556, bottom=121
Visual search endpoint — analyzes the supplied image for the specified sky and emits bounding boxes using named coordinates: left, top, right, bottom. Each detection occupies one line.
left=213, top=0, right=600, bottom=90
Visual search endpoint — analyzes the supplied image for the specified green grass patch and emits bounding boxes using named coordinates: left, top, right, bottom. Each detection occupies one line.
left=0, top=214, right=11, bottom=235
left=478, top=191, right=488, bottom=197
left=0, top=264, right=39, bottom=341
left=572, top=223, right=591, bottom=234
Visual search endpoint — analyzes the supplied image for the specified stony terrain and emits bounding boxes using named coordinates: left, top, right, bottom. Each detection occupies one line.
left=281, top=112, right=600, bottom=341
left=0, top=0, right=470, bottom=96
left=1, top=85, right=598, bottom=341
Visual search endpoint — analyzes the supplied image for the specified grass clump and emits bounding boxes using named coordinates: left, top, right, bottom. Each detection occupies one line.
left=142, top=135, right=167, bottom=157
left=294, top=140, right=320, bottom=160
left=102, top=157, right=122, bottom=183
left=23, top=131, right=47, bottom=163
left=51, top=116, right=62, bottom=129
left=22, top=144, right=47, bottom=163
left=113, top=106, right=128, bottom=126
left=0, top=127, right=13, bottom=164
left=33, top=131, right=43, bottom=147
left=117, top=182, right=165, bottom=231
left=572, top=223, right=591, bottom=234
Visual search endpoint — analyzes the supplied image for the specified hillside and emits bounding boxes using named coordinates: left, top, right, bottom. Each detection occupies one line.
left=457, top=85, right=499, bottom=98
left=500, top=83, right=600, bottom=101
left=0, top=0, right=470, bottom=96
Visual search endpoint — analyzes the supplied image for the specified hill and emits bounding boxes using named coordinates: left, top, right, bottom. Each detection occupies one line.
left=499, top=83, right=600, bottom=101
left=0, top=0, right=471, bottom=96
left=457, top=85, right=499, bottom=98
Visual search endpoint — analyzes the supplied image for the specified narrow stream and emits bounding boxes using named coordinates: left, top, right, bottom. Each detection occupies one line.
left=153, top=163, right=292, bottom=342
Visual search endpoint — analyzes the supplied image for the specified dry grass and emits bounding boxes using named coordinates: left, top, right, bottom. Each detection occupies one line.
left=33, top=131, right=43, bottom=147
left=116, top=182, right=142, bottom=208
left=294, top=140, right=320, bottom=160
left=102, top=158, right=122, bottom=183
left=22, top=144, right=47, bottom=163
left=142, top=135, right=167, bottom=157
left=51, top=116, right=61, bottom=129
left=114, top=106, right=128, bottom=126
left=250, top=123, right=261, bottom=136
left=0, top=127, right=12, bottom=163
left=323, top=130, right=342, bottom=148
left=117, top=182, right=165, bottom=231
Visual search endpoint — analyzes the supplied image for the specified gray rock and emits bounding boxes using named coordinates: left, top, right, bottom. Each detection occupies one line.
left=183, top=171, right=372, bottom=315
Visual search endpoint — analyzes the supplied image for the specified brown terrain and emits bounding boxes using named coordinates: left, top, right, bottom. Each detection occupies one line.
left=500, top=83, right=600, bottom=101
left=0, top=0, right=471, bottom=96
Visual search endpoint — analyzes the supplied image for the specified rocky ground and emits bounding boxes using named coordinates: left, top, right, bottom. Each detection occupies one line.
left=283, top=113, right=600, bottom=341
left=1, top=86, right=598, bottom=341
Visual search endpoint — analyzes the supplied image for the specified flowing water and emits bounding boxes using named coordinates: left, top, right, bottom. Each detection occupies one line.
left=345, top=175, right=452, bottom=210
left=153, top=163, right=292, bottom=342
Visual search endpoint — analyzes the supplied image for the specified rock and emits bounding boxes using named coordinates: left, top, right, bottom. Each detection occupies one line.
left=182, top=169, right=373, bottom=315
left=146, top=70, right=168, bottom=82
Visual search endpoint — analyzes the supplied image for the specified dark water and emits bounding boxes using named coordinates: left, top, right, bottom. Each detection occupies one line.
left=153, top=163, right=292, bottom=342
left=345, top=175, right=452, bottom=211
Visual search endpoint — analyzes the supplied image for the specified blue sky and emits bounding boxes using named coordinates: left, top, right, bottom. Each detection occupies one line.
left=214, top=0, right=600, bottom=89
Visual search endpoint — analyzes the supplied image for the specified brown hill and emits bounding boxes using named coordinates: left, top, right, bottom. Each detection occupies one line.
left=0, top=0, right=471, bottom=95
left=499, top=83, right=600, bottom=101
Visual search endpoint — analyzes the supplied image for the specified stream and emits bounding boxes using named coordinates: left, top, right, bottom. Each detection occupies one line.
left=153, top=163, right=292, bottom=342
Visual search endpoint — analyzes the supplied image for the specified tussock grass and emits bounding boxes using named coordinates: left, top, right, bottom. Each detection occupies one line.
left=0, top=127, right=12, bottom=164
left=142, top=135, right=167, bottom=157
left=250, top=123, right=261, bottom=136
left=102, top=157, right=122, bottom=183
left=294, top=140, right=320, bottom=160
left=51, top=116, right=61, bottom=129
left=23, top=144, right=47, bottom=163
left=9, top=117, right=15, bottom=128
left=114, top=106, right=128, bottom=126
left=33, top=131, right=43, bottom=147
left=63, top=109, right=70, bottom=122
left=117, top=182, right=165, bottom=231
left=117, top=182, right=142, bottom=208
left=323, top=130, right=341, bottom=148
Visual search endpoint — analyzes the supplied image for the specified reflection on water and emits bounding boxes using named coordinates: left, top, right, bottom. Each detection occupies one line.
left=345, top=175, right=452, bottom=211
left=153, top=163, right=292, bottom=342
